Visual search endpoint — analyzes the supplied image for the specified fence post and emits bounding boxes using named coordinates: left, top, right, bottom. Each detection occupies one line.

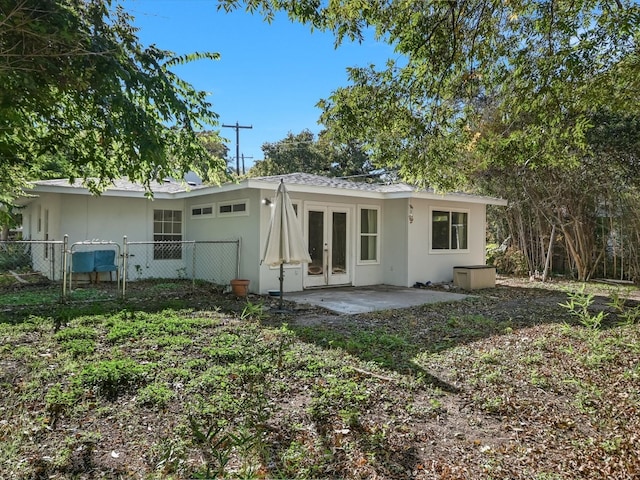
left=236, top=238, right=241, bottom=279
left=192, top=242, right=196, bottom=288
left=122, top=236, right=128, bottom=299
left=62, top=235, right=69, bottom=302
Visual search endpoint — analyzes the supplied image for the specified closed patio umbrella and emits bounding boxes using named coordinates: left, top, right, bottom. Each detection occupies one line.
left=262, top=179, right=312, bottom=310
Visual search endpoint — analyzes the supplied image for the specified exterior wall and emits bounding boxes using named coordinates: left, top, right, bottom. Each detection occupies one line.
left=122, top=197, right=185, bottom=282
left=381, top=198, right=410, bottom=286
left=23, top=194, right=189, bottom=281
left=23, top=193, right=62, bottom=241
left=21, top=194, right=64, bottom=279
left=185, top=190, right=261, bottom=292
left=59, top=195, right=160, bottom=243
left=20, top=184, right=493, bottom=292
left=257, top=188, right=305, bottom=295
left=256, top=190, right=386, bottom=294
left=407, top=198, right=487, bottom=285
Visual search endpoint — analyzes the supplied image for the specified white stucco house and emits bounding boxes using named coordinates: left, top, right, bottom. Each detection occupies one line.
left=17, top=173, right=506, bottom=294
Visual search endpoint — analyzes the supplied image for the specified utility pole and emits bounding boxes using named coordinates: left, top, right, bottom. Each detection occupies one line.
left=222, top=121, right=252, bottom=175
left=241, top=154, right=254, bottom=175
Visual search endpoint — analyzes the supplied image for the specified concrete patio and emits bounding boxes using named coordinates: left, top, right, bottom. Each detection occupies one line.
left=283, top=284, right=469, bottom=315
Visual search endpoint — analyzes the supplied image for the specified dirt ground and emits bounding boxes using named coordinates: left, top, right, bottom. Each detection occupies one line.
left=2, top=276, right=639, bottom=479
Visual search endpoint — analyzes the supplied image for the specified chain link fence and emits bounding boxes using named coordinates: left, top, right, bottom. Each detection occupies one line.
left=0, top=239, right=66, bottom=308
left=0, top=237, right=240, bottom=307
left=122, top=239, right=240, bottom=295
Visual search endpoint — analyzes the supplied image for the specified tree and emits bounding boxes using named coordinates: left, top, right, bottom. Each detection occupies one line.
left=219, top=0, right=640, bottom=281
left=248, top=129, right=374, bottom=178
left=1, top=0, right=226, bottom=223
left=479, top=108, right=640, bottom=281
left=218, top=0, right=640, bottom=190
left=195, top=131, right=232, bottom=180
left=249, top=130, right=330, bottom=176
left=316, top=131, right=375, bottom=178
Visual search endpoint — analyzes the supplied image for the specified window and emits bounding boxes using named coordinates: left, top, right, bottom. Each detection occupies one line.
left=359, top=206, right=379, bottom=263
left=153, top=209, right=182, bottom=259
left=431, top=209, right=468, bottom=250
left=191, top=204, right=214, bottom=218
left=218, top=200, right=249, bottom=216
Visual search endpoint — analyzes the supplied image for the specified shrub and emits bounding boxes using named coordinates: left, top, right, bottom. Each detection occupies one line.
left=0, top=244, right=32, bottom=271
left=489, top=246, right=529, bottom=275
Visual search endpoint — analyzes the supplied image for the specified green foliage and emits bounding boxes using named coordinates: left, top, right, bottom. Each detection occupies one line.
left=250, top=130, right=330, bottom=176
left=488, top=246, right=529, bottom=276
left=278, top=440, right=322, bottom=479
left=223, top=0, right=640, bottom=192
left=203, top=332, right=246, bottom=363
left=296, top=325, right=411, bottom=370
left=137, top=382, right=175, bottom=408
left=1, top=0, right=226, bottom=221
left=5, top=280, right=640, bottom=478
left=188, top=415, right=258, bottom=480
left=45, top=383, right=81, bottom=425
left=607, top=290, right=640, bottom=326
left=77, top=359, right=150, bottom=399
left=54, top=326, right=97, bottom=342
left=0, top=289, right=61, bottom=306
left=248, top=129, right=373, bottom=178
left=106, top=310, right=207, bottom=343
left=240, top=300, right=265, bottom=321
left=559, top=286, right=608, bottom=330
left=59, top=338, right=96, bottom=358
left=0, top=244, right=32, bottom=271
left=309, top=375, right=370, bottom=421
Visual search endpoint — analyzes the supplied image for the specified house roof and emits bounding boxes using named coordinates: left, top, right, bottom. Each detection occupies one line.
left=28, top=177, right=208, bottom=194
left=246, top=173, right=506, bottom=205
left=21, top=173, right=507, bottom=206
left=249, top=173, right=416, bottom=193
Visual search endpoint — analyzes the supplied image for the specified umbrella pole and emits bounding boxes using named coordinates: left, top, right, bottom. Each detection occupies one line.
left=279, top=262, right=284, bottom=310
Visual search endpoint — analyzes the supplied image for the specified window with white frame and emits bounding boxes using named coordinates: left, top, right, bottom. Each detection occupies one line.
left=431, top=209, right=468, bottom=250
left=191, top=204, right=214, bottom=218
left=153, top=209, right=182, bottom=259
left=218, top=199, right=249, bottom=216
left=359, top=206, right=379, bottom=263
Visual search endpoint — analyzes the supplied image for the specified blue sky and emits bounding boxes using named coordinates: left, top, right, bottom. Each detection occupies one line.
left=120, top=0, right=398, bottom=170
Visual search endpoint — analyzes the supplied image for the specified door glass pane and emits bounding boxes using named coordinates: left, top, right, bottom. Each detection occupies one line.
left=332, top=212, right=347, bottom=274
left=308, top=211, right=324, bottom=275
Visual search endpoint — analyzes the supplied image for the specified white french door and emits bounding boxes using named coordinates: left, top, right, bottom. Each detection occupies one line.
left=304, top=205, right=351, bottom=287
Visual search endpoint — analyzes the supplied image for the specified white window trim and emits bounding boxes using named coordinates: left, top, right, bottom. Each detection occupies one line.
left=429, top=207, right=471, bottom=254
left=357, top=204, right=381, bottom=265
left=218, top=199, right=250, bottom=217
left=152, top=209, right=184, bottom=260
left=190, top=203, right=215, bottom=219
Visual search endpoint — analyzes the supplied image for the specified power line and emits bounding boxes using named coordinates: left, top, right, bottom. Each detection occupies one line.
left=222, top=121, right=252, bottom=174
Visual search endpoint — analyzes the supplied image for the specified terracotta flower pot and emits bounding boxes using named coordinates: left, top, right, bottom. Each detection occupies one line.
left=230, top=279, right=250, bottom=297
